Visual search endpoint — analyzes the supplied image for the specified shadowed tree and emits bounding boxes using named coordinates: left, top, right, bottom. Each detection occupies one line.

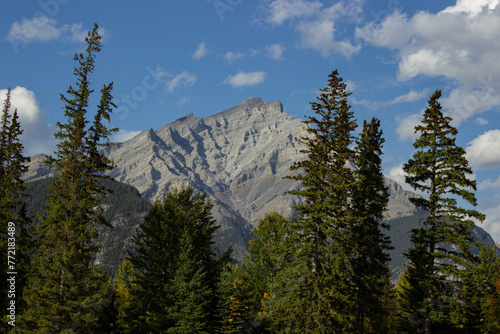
left=19, top=24, right=118, bottom=333
left=128, top=186, right=231, bottom=333
left=0, top=88, right=32, bottom=331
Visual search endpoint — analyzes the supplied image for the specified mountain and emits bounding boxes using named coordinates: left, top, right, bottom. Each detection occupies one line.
left=23, top=97, right=498, bottom=270
left=24, top=177, right=151, bottom=277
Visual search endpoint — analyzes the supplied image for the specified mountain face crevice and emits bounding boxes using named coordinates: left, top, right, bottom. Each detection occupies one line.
left=27, top=97, right=489, bottom=258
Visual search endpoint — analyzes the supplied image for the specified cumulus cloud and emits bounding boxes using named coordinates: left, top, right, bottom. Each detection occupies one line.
left=165, top=71, right=197, bottom=93
left=7, top=17, right=100, bottom=49
left=357, top=1, right=500, bottom=84
left=258, top=0, right=361, bottom=59
left=112, top=129, right=142, bottom=143
left=223, top=71, right=266, bottom=88
left=192, top=42, right=208, bottom=60
left=265, top=43, right=285, bottom=60
left=466, top=129, right=500, bottom=170
left=0, top=87, right=56, bottom=156
left=297, top=18, right=360, bottom=58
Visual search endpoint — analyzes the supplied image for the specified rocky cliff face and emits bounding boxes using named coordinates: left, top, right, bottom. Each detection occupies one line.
left=22, top=97, right=430, bottom=257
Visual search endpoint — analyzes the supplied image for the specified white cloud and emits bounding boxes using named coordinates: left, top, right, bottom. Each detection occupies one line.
left=296, top=7, right=360, bottom=58
left=176, top=95, right=192, bottom=107
left=7, top=17, right=94, bottom=48
left=466, top=129, right=500, bottom=170
left=385, top=163, right=412, bottom=191
left=481, top=203, right=500, bottom=242
left=441, top=84, right=500, bottom=126
left=475, top=117, right=489, bottom=125
left=222, top=51, right=244, bottom=64
left=479, top=175, right=500, bottom=191
left=357, top=0, right=500, bottom=85
left=357, top=0, right=500, bottom=126
left=165, top=71, right=197, bottom=93
left=395, top=112, right=423, bottom=142
left=112, top=129, right=141, bottom=143
left=259, top=0, right=361, bottom=59
left=260, top=0, right=322, bottom=25
left=442, top=0, right=500, bottom=16
left=350, top=97, right=381, bottom=111
left=265, top=43, right=285, bottom=60
left=223, top=71, right=266, bottom=88
left=8, top=17, right=60, bottom=45
left=387, top=88, right=429, bottom=105
left=192, top=42, right=208, bottom=60
left=0, top=87, right=56, bottom=156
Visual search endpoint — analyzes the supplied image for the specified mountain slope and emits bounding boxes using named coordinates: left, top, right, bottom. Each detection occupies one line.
left=23, top=97, right=496, bottom=263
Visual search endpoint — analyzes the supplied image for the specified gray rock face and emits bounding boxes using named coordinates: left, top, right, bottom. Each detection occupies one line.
left=103, top=97, right=419, bottom=217
left=23, top=97, right=424, bottom=257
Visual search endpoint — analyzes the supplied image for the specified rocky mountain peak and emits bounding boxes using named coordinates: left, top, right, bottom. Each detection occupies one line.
left=22, top=97, right=455, bottom=257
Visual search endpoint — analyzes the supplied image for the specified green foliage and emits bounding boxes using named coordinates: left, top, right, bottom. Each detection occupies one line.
left=401, top=89, right=486, bottom=332
left=19, top=23, right=117, bottom=333
left=0, top=88, right=33, bottom=331
left=224, top=212, right=289, bottom=333
left=351, top=117, right=393, bottom=332
left=23, top=176, right=151, bottom=277
left=128, top=186, right=230, bottom=332
left=267, top=70, right=393, bottom=333
left=451, top=245, right=500, bottom=333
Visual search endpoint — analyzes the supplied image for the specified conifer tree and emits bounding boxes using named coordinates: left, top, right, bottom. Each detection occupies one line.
left=0, top=88, right=32, bottom=330
left=224, top=212, right=289, bottom=333
left=19, top=24, right=117, bottom=332
left=351, top=117, right=393, bottom=333
left=401, top=89, right=485, bottom=333
left=270, top=69, right=358, bottom=333
left=453, top=245, right=500, bottom=333
left=114, top=258, right=144, bottom=334
left=129, top=186, right=229, bottom=333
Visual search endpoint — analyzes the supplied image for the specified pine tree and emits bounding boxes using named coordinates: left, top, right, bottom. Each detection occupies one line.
left=401, top=89, right=485, bottom=333
left=0, top=88, right=32, bottom=330
left=351, top=117, right=393, bottom=333
left=19, top=24, right=117, bottom=333
left=452, top=245, right=500, bottom=333
left=270, top=69, right=358, bottom=333
left=129, top=186, right=229, bottom=333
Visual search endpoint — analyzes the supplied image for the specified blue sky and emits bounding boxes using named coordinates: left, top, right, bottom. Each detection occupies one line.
left=1, top=0, right=500, bottom=241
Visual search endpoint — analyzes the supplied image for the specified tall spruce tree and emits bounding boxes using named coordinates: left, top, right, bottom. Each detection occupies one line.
left=0, top=88, right=32, bottom=330
left=19, top=24, right=117, bottom=333
left=401, top=89, right=485, bottom=333
left=351, top=117, right=393, bottom=333
left=128, top=186, right=230, bottom=333
left=269, top=69, right=358, bottom=333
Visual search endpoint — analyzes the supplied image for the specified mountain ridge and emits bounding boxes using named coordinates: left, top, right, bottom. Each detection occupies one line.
left=22, top=97, right=497, bottom=259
